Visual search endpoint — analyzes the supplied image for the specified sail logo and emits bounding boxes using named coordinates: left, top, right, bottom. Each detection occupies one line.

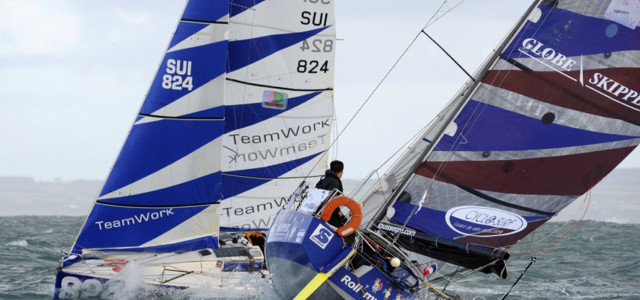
left=162, top=59, right=193, bottom=91
left=445, top=206, right=526, bottom=237
left=309, top=223, right=333, bottom=249
left=371, top=278, right=383, bottom=293
left=519, top=38, right=577, bottom=71
left=377, top=223, right=416, bottom=237
left=584, top=72, right=640, bottom=112
left=340, top=275, right=378, bottom=300
left=520, top=38, right=640, bottom=112
left=94, top=208, right=174, bottom=230
left=262, top=90, right=288, bottom=110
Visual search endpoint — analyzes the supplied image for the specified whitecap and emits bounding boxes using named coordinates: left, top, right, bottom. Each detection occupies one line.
left=6, top=239, right=28, bottom=247
left=605, top=217, right=630, bottom=224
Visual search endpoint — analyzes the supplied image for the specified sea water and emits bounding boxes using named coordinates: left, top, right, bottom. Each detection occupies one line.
left=0, top=216, right=638, bottom=299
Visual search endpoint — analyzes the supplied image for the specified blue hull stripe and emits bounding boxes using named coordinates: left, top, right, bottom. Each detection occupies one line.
left=435, top=99, right=638, bottom=153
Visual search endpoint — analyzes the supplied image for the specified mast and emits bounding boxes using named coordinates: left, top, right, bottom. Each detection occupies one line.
left=368, top=0, right=542, bottom=231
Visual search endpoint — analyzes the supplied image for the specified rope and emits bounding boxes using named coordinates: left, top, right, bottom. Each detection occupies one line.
left=500, top=257, right=536, bottom=300
left=420, top=277, right=451, bottom=299
left=304, top=0, right=466, bottom=179
left=512, top=189, right=592, bottom=255
left=348, top=261, right=368, bottom=299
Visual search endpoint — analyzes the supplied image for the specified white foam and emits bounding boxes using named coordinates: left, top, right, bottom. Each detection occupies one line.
left=6, top=239, right=28, bottom=247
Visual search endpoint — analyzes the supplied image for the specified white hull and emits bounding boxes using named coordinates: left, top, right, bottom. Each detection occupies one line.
left=55, top=246, right=267, bottom=298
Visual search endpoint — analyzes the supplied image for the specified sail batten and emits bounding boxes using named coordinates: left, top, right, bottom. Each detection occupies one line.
left=226, top=78, right=333, bottom=91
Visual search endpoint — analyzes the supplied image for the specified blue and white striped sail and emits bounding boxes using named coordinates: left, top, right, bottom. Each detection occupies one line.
left=70, top=0, right=336, bottom=254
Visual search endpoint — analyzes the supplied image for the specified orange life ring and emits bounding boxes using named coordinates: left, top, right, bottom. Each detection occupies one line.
left=320, top=196, right=362, bottom=237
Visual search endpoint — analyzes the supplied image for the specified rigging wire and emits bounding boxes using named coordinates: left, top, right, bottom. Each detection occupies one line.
left=356, top=0, right=473, bottom=244
left=421, top=31, right=475, bottom=81
left=430, top=188, right=589, bottom=298
left=512, top=190, right=592, bottom=255
left=500, top=257, right=536, bottom=300
left=304, top=0, right=466, bottom=179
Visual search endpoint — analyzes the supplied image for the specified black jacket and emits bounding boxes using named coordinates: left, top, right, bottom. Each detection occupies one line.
left=315, top=170, right=343, bottom=192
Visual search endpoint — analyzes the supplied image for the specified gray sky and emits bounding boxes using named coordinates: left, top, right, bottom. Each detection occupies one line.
left=1, top=0, right=639, bottom=182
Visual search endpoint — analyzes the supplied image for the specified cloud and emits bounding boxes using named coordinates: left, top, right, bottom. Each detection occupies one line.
left=0, top=0, right=81, bottom=56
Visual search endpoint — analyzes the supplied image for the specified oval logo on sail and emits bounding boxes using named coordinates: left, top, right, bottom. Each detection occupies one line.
left=445, top=206, right=527, bottom=237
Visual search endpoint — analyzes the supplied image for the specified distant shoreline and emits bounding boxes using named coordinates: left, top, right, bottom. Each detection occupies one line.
left=2, top=168, right=639, bottom=223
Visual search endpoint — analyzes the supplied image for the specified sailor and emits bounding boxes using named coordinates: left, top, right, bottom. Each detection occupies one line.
left=315, top=160, right=344, bottom=192
left=245, top=231, right=266, bottom=253
left=315, top=160, right=347, bottom=227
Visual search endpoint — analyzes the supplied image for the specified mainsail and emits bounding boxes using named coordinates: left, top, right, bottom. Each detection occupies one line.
left=367, top=0, right=640, bottom=276
left=69, top=0, right=335, bottom=256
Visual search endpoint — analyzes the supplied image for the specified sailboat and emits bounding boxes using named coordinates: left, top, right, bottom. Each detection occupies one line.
left=54, top=0, right=336, bottom=298
left=266, top=0, right=640, bottom=299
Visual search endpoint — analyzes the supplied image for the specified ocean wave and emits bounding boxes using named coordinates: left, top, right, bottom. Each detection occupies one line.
left=5, top=239, right=28, bottom=247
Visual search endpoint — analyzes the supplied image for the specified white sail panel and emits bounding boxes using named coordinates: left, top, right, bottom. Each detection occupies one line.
left=219, top=159, right=328, bottom=229
left=230, top=0, right=336, bottom=37
left=222, top=109, right=332, bottom=172
left=216, top=0, right=336, bottom=229
left=226, top=41, right=335, bottom=89
left=225, top=82, right=333, bottom=107
left=142, top=205, right=220, bottom=248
